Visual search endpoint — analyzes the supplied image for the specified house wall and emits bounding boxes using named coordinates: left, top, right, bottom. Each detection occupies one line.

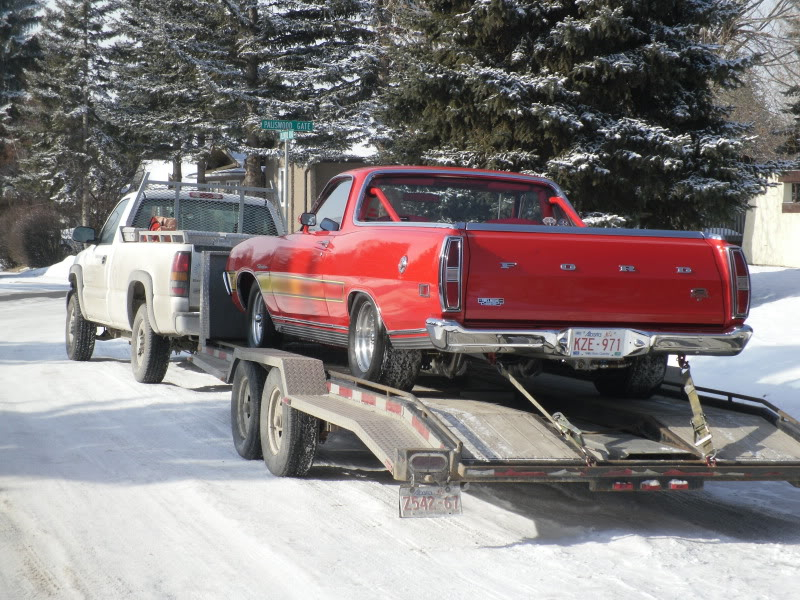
left=743, top=176, right=800, bottom=267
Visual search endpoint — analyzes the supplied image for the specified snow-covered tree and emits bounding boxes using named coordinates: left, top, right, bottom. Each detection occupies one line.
left=380, top=0, right=780, bottom=229
left=12, top=0, right=136, bottom=228
left=779, top=9, right=800, bottom=158
left=0, top=0, right=41, bottom=208
left=115, top=0, right=380, bottom=184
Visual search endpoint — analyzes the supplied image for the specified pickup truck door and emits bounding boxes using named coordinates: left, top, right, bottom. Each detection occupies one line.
left=268, top=178, right=353, bottom=328
left=80, top=198, right=128, bottom=324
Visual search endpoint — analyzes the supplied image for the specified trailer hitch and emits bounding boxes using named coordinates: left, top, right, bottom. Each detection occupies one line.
left=497, top=363, right=596, bottom=466
left=678, top=355, right=718, bottom=466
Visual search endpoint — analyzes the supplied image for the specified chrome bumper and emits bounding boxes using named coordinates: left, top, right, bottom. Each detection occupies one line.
left=425, top=319, right=753, bottom=358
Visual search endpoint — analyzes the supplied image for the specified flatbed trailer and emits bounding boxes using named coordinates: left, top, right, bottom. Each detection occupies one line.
left=192, top=252, right=800, bottom=517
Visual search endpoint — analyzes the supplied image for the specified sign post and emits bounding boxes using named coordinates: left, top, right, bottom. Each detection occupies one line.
left=261, top=120, right=315, bottom=228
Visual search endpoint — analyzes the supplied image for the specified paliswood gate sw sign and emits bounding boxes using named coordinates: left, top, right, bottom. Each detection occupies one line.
left=261, top=119, right=314, bottom=132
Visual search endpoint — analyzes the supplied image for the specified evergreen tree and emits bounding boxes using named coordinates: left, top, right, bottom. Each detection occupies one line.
left=380, top=0, right=779, bottom=229
left=114, top=0, right=380, bottom=185
left=0, top=0, right=41, bottom=208
left=779, top=9, right=800, bottom=158
left=11, top=0, right=136, bottom=228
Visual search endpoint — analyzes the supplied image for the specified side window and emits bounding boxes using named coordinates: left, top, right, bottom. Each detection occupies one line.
left=97, top=199, right=129, bottom=245
left=310, top=178, right=352, bottom=232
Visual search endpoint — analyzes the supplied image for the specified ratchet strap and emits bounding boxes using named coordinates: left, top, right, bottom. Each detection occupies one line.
left=678, top=355, right=717, bottom=465
left=498, top=364, right=596, bottom=465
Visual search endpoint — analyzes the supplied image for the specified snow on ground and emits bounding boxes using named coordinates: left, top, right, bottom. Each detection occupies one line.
left=1, top=264, right=799, bottom=599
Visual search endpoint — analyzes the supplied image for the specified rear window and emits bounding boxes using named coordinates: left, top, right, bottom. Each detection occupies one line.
left=355, top=175, right=576, bottom=226
left=132, top=197, right=279, bottom=235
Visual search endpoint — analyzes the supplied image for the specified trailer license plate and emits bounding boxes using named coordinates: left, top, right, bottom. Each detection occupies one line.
left=570, top=328, right=628, bottom=358
left=399, top=485, right=462, bottom=518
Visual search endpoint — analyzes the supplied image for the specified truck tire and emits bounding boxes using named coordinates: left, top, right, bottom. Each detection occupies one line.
left=247, top=285, right=279, bottom=348
left=593, top=354, right=668, bottom=399
left=260, top=367, right=319, bottom=477
left=131, top=303, right=171, bottom=383
left=347, top=295, right=421, bottom=391
left=65, top=292, right=96, bottom=361
left=231, top=360, right=266, bottom=460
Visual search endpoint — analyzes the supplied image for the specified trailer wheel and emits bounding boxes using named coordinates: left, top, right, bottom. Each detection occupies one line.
left=347, top=295, right=421, bottom=391
left=593, top=354, right=668, bottom=399
left=231, top=361, right=266, bottom=460
left=260, top=368, right=319, bottom=477
left=131, top=304, right=171, bottom=383
left=65, top=292, right=96, bottom=361
left=247, top=285, right=279, bottom=348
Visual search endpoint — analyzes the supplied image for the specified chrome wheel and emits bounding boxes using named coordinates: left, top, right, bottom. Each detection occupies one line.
left=266, top=386, right=284, bottom=455
left=250, top=297, right=265, bottom=346
left=353, top=301, right=377, bottom=373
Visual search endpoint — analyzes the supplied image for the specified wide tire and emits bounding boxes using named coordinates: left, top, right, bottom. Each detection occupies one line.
left=65, top=292, right=96, bottom=361
left=247, top=284, right=279, bottom=348
left=260, top=368, right=319, bottom=477
left=593, top=354, right=668, bottom=399
left=231, top=361, right=266, bottom=460
left=347, top=296, right=421, bottom=391
left=131, top=304, right=171, bottom=383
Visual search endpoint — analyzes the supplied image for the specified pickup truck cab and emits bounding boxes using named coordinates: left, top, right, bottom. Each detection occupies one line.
left=226, top=166, right=752, bottom=395
left=66, top=175, right=282, bottom=383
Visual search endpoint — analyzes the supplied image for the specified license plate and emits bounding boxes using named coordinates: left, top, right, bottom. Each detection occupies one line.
left=399, top=484, right=462, bottom=518
left=570, top=328, right=628, bottom=358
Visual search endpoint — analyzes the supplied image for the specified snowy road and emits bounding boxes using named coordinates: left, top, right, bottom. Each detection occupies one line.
left=2, top=276, right=800, bottom=599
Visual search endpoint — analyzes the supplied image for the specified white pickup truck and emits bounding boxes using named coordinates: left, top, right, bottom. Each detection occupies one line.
left=65, top=175, right=283, bottom=383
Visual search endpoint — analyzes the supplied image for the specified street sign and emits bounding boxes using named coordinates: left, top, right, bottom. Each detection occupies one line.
left=261, top=119, right=314, bottom=132
left=279, top=130, right=295, bottom=141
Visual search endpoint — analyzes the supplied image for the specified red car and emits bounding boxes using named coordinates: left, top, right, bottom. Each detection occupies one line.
left=225, top=166, right=751, bottom=395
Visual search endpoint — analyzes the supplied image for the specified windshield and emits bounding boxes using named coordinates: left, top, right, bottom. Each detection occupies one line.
left=355, top=174, right=577, bottom=226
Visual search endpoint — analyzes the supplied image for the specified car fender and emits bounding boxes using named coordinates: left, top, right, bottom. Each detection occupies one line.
left=126, top=270, right=158, bottom=332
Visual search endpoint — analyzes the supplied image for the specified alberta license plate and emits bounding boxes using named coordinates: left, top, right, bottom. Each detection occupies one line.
left=399, top=484, right=462, bottom=518
left=570, top=328, right=628, bottom=358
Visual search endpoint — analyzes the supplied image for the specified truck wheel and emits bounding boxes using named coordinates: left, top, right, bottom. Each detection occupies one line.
left=231, top=361, right=266, bottom=460
left=247, top=285, right=279, bottom=348
left=260, top=367, right=319, bottom=477
left=65, top=292, right=96, bottom=361
left=347, top=295, right=421, bottom=391
left=593, top=354, right=668, bottom=399
left=131, top=304, right=171, bottom=383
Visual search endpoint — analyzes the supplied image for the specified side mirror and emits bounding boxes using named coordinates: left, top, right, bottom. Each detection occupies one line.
left=72, top=226, right=97, bottom=244
left=300, top=212, right=316, bottom=227
left=319, top=217, right=340, bottom=232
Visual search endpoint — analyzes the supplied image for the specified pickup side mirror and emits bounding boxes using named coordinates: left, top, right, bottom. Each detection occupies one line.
left=300, top=212, right=316, bottom=227
left=319, top=217, right=340, bottom=232
left=72, top=226, right=97, bottom=244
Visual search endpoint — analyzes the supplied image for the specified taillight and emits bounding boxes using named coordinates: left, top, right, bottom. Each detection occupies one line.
left=439, top=236, right=463, bottom=311
left=171, top=251, right=191, bottom=297
left=728, top=247, right=750, bottom=319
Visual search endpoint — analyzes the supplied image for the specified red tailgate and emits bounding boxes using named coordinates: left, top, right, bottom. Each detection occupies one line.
left=463, top=228, right=726, bottom=326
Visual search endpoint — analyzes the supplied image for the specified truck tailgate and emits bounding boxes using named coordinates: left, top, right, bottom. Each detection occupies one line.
left=463, top=227, right=726, bottom=326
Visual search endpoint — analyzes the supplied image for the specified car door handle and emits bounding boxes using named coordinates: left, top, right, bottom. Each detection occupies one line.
left=316, top=240, right=330, bottom=248
left=100, top=255, right=107, bottom=264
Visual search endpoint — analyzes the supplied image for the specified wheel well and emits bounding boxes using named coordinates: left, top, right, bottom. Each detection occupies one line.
left=128, top=281, right=147, bottom=327
left=347, top=291, right=368, bottom=316
left=238, top=273, right=257, bottom=311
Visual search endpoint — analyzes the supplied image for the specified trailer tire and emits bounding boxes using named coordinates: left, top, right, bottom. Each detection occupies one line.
left=593, top=354, right=668, bottom=399
left=347, top=295, right=421, bottom=391
left=65, top=292, right=96, bottom=361
left=131, top=304, right=171, bottom=383
left=260, top=367, right=319, bottom=477
left=231, top=361, right=266, bottom=460
left=247, top=285, right=279, bottom=348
